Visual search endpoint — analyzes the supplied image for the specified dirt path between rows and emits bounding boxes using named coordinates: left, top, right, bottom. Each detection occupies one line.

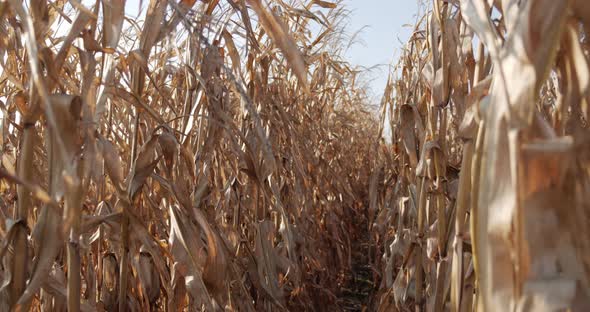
left=337, top=207, right=375, bottom=311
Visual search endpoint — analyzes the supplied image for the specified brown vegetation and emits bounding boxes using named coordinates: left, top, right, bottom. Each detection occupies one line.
left=2, top=0, right=590, bottom=311
left=371, top=1, right=590, bottom=311
left=0, top=0, right=378, bottom=310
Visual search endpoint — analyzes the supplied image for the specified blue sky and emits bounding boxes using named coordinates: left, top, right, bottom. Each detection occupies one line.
left=342, top=0, right=419, bottom=100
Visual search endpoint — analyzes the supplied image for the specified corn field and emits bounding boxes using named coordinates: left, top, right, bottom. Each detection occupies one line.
left=0, top=0, right=589, bottom=311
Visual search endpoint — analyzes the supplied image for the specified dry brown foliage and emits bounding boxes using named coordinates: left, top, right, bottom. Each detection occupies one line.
left=3, top=0, right=590, bottom=311
left=371, top=1, right=590, bottom=311
left=0, top=0, right=380, bottom=311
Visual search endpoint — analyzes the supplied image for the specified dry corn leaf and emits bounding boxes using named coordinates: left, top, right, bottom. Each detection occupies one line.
left=246, top=0, right=309, bottom=93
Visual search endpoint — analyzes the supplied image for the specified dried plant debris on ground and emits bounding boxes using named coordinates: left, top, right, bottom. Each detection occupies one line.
left=1, top=0, right=590, bottom=311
